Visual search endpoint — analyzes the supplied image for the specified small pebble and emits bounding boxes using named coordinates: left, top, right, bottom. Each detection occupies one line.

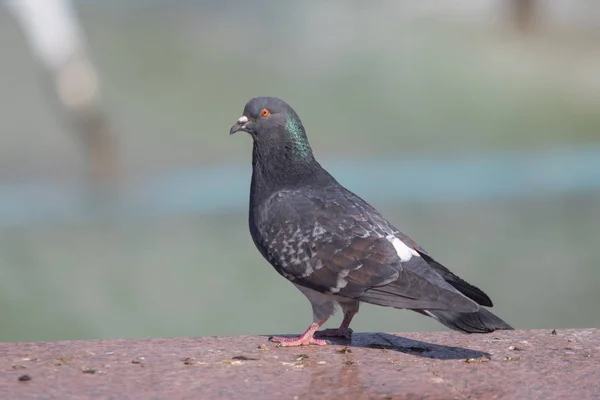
left=466, top=356, right=490, bottom=363
left=232, top=355, right=258, bottom=361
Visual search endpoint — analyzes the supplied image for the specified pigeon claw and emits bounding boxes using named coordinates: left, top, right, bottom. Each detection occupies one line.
left=269, top=335, right=330, bottom=347
left=315, top=327, right=354, bottom=340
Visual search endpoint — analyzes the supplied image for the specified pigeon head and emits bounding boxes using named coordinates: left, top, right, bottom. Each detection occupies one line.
left=230, top=97, right=312, bottom=159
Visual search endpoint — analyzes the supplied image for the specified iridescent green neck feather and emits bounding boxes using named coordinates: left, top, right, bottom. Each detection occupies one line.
left=285, top=116, right=311, bottom=158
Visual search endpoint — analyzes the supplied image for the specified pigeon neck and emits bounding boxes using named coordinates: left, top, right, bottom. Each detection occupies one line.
left=250, top=140, right=330, bottom=199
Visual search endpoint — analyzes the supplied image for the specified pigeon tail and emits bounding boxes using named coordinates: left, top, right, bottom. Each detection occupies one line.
left=418, top=308, right=514, bottom=333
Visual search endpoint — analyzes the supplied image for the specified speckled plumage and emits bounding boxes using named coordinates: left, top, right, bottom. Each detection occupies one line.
left=230, top=97, right=512, bottom=346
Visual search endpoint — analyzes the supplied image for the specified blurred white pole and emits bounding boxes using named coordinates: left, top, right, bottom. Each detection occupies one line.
left=5, top=0, right=119, bottom=188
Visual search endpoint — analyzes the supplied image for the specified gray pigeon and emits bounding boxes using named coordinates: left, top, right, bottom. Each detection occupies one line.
left=230, top=97, right=512, bottom=347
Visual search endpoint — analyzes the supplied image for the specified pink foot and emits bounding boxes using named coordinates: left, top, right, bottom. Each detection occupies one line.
left=315, top=327, right=354, bottom=339
left=269, top=335, right=330, bottom=347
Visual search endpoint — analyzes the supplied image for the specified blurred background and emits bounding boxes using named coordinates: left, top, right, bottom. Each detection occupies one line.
left=0, top=0, right=598, bottom=342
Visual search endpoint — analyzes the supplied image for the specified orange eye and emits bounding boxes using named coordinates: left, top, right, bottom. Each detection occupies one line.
left=260, top=108, right=270, bottom=117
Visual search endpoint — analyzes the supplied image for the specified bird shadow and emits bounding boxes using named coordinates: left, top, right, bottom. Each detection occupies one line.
left=263, top=332, right=489, bottom=360
left=349, top=332, right=489, bottom=360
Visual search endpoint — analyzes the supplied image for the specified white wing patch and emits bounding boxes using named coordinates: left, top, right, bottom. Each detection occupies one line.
left=387, top=235, right=420, bottom=262
left=330, top=269, right=350, bottom=294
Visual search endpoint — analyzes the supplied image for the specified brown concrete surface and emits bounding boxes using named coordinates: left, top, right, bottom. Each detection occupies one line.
left=0, top=328, right=598, bottom=400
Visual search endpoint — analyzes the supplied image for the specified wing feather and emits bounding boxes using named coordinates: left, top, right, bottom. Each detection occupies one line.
left=255, top=186, right=479, bottom=313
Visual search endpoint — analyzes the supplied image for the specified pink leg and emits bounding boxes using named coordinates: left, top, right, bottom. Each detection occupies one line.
left=315, top=308, right=357, bottom=339
left=269, top=320, right=330, bottom=347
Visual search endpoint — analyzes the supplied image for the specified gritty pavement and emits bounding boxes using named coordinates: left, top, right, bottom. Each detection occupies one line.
left=1, top=329, right=598, bottom=399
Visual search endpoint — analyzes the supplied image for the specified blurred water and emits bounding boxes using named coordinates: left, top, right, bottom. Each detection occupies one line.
left=1, top=145, right=600, bottom=225
left=0, top=2, right=598, bottom=342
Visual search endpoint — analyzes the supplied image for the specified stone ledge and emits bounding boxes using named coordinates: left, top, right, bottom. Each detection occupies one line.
left=1, top=328, right=598, bottom=399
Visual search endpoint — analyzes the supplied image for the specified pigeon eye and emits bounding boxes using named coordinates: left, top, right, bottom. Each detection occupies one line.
left=260, top=108, right=270, bottom=117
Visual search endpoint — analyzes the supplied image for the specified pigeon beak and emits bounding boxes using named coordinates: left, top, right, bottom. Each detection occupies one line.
left=230, top=116, right=250, bottom=135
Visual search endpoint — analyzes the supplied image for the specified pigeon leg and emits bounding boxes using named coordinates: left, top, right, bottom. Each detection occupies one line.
left=315, top=301, right=358, bottom=339
left=269, top=284, right=334, bottom=346
left=269, top=320, right=330, bottom=347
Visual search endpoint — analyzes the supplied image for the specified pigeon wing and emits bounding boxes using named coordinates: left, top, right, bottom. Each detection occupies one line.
left=256, top=188, right=479, bottom=313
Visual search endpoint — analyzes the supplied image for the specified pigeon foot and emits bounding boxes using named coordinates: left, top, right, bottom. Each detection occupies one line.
left=269, top=335, right=329, bottom=347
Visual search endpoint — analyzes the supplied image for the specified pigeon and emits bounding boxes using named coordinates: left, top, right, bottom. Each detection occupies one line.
left=230, top=97, right=513, bottom=347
